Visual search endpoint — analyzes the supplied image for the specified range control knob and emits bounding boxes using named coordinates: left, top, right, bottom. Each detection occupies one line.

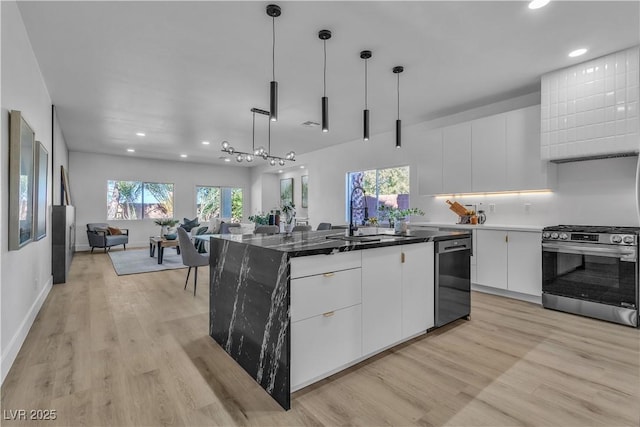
left=551, top=232, right=559, bottom=239
left=560, top=233, right=569, bottom=240
left=623, top=235, right=635, bottom=244
left=542, top=232, right=551, bottom=239
left=611, top=235, right=622, bottom=244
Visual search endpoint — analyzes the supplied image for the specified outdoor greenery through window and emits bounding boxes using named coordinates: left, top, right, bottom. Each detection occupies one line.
left=196, top=186, right=243, bottom=222
left=107, top=181, right=174, bottom=220
left=346, top=166, right=410, bottom=224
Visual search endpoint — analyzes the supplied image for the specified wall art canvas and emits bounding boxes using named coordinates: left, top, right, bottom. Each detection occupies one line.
left=301, top=175, right=308, bottom=208
left=34, top=141, right=49, bottom=240
left=280, top=178, right=293, bottom=206
left=9, top=110, right=35, bottom=250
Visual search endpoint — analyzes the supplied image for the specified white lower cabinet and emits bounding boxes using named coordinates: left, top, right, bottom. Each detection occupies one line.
left=474, top=229, right=541, bottom=296
left=291, top=304, right=362, bottom=389
left=401, top=243, right=435, bottom=337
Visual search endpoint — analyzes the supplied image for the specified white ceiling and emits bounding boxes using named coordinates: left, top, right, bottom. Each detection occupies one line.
left=16, top=1, right=640, bottom=167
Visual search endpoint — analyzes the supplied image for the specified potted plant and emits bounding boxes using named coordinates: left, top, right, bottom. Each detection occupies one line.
left=281, top=202, right=296, bottom=233
left=154, top=218, right=179, bottom=237
left=378, top=205, right=425, bottom=233
left=248, top=212, right=270, bottom=226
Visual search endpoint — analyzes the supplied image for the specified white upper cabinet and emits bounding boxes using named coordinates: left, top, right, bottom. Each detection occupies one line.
left=442, top=122, right=472, bottom=194
left=417, top=128, right=443, bottom=195
left=506, top=106, right=557, bottom=190
left=472, top=113, right=507, bottom=192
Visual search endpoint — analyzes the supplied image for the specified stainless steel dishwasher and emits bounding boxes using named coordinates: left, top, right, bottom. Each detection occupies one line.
left=435, top=237, right=472, bottom=327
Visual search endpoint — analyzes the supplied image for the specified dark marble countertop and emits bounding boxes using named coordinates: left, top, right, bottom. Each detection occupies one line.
left=203, top=228, right=471, bottom=257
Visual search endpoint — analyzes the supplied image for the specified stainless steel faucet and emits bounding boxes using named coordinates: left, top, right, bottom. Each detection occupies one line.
left=349, top=185, right=369, bottom=236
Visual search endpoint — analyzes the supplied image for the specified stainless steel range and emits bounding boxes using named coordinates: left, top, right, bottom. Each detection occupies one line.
left=542, top=225, right=639, bottom=327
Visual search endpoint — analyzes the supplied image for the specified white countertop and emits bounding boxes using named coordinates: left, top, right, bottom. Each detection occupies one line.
left=411, top=221, right=543, bottom=232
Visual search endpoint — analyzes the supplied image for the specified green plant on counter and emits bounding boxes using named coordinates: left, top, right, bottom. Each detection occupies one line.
left=153, top=218, right=179, bottom=227
left=248, top=212, right=270, bottom=225
left=378, top=205, right=425, bottom=226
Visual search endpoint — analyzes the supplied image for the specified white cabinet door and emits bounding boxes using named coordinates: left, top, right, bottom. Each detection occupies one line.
left=506, top=106, right=555, bottom=190
left=362, top=246, right=403, bottom=355
left=507, top=231, right=542, bottom=296
left=442, top=122, right=472, bottom=194
left=418, top=129, right=443, bottom=195
left=472, top=114, right=507, bottom=192
left=291, top=304, right=362, bottom=389
left=401, top=243, right=435, bottom=337
left=475, top=229, right=508, bottom=290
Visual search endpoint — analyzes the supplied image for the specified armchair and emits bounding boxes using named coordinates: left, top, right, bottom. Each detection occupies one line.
left=86, top=223, right=129, bottom=253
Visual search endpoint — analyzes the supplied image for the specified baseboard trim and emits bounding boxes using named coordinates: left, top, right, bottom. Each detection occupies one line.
left=1, top=276, right=53, bottom=385
left=471, top=283, right=542, bottom=305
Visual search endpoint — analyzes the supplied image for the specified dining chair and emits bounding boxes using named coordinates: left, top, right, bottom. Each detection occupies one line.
left=177, top=227, right=209, bottom=296
left=292, top=225, right=312, bottom=232
left=254, top=225, right=279, bottom=234
left=316, top=222, right=332, bottom=230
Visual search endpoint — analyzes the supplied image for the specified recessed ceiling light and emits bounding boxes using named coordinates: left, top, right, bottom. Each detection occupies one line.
left=136, top=132, right=146, bottom=137
left=300, top=165, right=305, bottom=169
left=528, top=0, right=550, bottom=10
left=224, top=158, right=231, bottom=162
left=127, top=148, right=135, bottom=153
left=278, top=169, right=283, bottom=173
left=202, top=141, right=210, bottom=145
left=180, top=154, right=187, bottom=158
left=568, top=48, right=587, bottom=58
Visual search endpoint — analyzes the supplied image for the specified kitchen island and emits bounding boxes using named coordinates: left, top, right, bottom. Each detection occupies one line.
left=208, top=228, right=470, bottom=410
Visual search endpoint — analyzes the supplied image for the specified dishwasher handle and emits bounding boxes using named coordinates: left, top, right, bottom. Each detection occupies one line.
left=436, top=238, right=471, bottom=254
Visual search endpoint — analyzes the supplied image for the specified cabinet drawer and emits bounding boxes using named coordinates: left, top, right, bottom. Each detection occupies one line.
left=291, top=268, right=361, bottom=322
left=291, top=304, right=362, bottom=389
left=290, top=251, right=361, bottom=279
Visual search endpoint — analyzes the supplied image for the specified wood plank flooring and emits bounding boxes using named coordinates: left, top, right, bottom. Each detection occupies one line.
left=2, top=251, right=639, bottom=426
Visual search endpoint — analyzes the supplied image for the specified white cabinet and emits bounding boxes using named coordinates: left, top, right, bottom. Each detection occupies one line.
left=401, top=242, right=435, bottom=337
left=474, top=229, right=541, bottom=296
left=442, top=123, right=472, bottom=194
left=506, top=106, right=556, bottom=190
left=475, top=229, right=508, bottom=290
left=506, top=231, right=542, bottom=296
left=291, top=304, right=362, bottom=389
left=418, top=128, right=443, bottom=195
left=362, top=243, right=434, bottom=355
left=362, top=246, right=403, bottom=355
left=472, top=114, right=507, bottom=192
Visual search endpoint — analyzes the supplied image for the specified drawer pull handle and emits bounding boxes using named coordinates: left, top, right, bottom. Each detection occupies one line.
left=323, top=272, right=335, bottom=278
left=401, top=252, right=405, bottom=263
left=322, top=311, right=335, bottom=317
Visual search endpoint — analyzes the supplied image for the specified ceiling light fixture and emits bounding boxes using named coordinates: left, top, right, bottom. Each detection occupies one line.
left=202, top=141, right=210, bottom=145
left=569, top=48, right=587, bottom=58
left=136, top=132, right=145, bottom=137
left=224, top=158, right=231, bottom=162
left=221, top=107, right=295, bottom=165
left=319, top=29, right=332, bottom=133
left=360, top=50, right=372, bottom=141
left=528, top=0, right=550, bottom=10
left=393, top=66, right=404, bottom=148
left=127, top=148, right=135, bottom=153
left=180, top=154, right=187, bottom=158
left=267, top=4, right=281, bottom=122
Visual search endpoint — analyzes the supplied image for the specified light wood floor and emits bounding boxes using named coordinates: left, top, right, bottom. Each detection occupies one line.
left=2, top=251, right=639, bottom=426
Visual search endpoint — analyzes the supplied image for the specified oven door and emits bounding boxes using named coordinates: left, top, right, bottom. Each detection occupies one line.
left=542, top=242, right=638, bottom=308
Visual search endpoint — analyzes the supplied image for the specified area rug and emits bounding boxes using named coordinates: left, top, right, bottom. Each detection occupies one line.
left=108, top=248, right=187, bottom=276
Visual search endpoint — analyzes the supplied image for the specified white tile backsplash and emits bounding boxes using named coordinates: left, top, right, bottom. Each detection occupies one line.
left=541, top=46, right=640, bottom=161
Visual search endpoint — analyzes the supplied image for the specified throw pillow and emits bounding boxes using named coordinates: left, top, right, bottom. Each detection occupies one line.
left=107, top=226, right=122, bottom=235
left=95, top=227, right=110, bottom=234
left=209, top=217, right=222, bottom=234
left=195, top=226, right=209, bottom=235
left=180, top=217, right=200, bottom=232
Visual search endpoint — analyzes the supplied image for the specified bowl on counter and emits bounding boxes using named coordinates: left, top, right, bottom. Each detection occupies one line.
left=163, top=233, right=177, bottom=240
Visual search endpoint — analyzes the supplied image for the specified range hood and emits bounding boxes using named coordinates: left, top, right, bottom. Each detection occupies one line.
left=541, top=46, right=640, bottom=163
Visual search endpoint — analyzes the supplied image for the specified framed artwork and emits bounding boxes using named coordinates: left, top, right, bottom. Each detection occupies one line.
left=9, top=110, right=35, bottom=250
left=280, top=178, right=293, bottom=206
left=301, top=175, right=308, bottom=208
left=61, top=165, right=71, bottom=205
left=34, top=141, right=49, bottom=240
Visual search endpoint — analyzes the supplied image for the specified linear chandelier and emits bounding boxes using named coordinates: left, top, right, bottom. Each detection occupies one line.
left=221, top=108, right=295, bottom=165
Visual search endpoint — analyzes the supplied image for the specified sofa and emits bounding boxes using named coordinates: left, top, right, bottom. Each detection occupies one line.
left=86, top=223, right=129, bottom=253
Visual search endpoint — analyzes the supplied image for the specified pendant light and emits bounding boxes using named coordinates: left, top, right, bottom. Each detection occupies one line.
left=393, top=66, right=404, bottom=148
left=266, top=4, right=281, bottom=122
left=360, top=50, right=372, bottom=141
left=319, top=30, right=331, bottom=133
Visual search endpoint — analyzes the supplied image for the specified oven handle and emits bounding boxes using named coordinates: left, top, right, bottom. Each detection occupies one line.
left=542, top=242, right=636, bottom=260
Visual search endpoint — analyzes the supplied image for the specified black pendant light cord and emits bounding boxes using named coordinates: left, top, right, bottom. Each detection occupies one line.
left=272, top=17, right=276, bottom=81
left=252, top=111, right=256, bottom=152
left=364, top=58, right=368, bottom=109
left=397, top=72, right=400, bottom=119
left=323, top=40, right=327, bottom=97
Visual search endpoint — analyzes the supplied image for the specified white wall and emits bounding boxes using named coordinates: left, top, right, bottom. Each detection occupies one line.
left=1, top=0, right=58, bottom=384
left=69, top=152, right=252, bottom=250
left=254, top=91, right=639, bottom=228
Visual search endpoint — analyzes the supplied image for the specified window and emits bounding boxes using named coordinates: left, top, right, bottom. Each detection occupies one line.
left=346, top=166, right=410, bottom=223
left=107, top=180, right=174, bottom=220
left=196, top=186, right=243, bottom=222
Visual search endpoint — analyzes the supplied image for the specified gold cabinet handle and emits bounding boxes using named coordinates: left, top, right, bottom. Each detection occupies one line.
left=505, top=234, right=509, bottom=243
left=323, top=272, right=335, bottom=277
left=401, top=252, right=405, bottom=263
left=322, top=311, right=335, bottom=317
